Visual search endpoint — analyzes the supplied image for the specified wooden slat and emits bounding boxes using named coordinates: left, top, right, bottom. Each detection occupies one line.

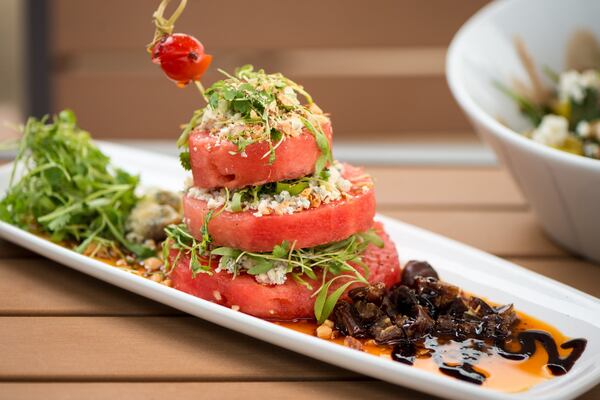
left=385, top=210, right=566, bottom=257
left=1, top=257, right=597, bottom=316
left=0, top=382, right=431, bottom=400
left=52, top=0, right=488, bottom=53
left=3, top=382, right=600, bottom=400
left=0, top=316, right=357, bottom=380
left=62, top=47, right=447, bottom=77
left=1, top=382, right=598, bottom=400
left=369, top=167, right=525, bottom=208
left=0, top=258, right=179, bottom=316
left=508, top=257, right=600, bottom=298
left=52, top=74, right=469, bottom=139
left=0, top=240, right=36, bottom=258
left=0, top=382, right=433, bottom=400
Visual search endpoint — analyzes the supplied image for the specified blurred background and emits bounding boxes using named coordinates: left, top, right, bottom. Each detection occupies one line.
left=0, top=0, right=492, bottom=164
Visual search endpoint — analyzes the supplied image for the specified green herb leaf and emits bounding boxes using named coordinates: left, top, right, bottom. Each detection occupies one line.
left=247, top=257, right=275, bottom=275
left=230, top=191, right=243, bottom=212
left=275, top=181, right=309, bottom=196
left=211, top=247, right=242, bottom=258
left=272, top=241, right=290, bottom=259
left=179, top=151, right=191, bottom=170
left=316, top=279, right=360, bottom=324
left=301, top=117, right=332, bottom=176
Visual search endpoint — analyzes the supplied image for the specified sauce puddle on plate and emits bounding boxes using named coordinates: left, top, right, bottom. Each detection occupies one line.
left=276, top=312, right=586, bottom=393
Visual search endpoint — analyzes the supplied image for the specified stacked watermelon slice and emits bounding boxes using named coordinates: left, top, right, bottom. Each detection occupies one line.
left=169, top=68, right=400, bottom=321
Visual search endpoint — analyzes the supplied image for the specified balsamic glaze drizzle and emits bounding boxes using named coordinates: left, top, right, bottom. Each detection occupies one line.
left=438, top=362, right=486, bottom=385
left=391, top=330, right=587, bottom=384
left=498, top=330, right=587, bottom=376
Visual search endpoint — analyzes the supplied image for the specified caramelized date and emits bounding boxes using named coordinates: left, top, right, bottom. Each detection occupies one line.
left=401, top=260, right=439, bottom=287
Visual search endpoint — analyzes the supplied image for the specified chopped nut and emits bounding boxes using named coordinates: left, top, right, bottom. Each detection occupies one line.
left=163, top=279, right=173, bottom=287
left=231, top=305, right=240, bottom=311
left=115, top=259, right=128, bottom=267
left=323, top=319, right=334, bottom=328
left=149, top=273, right=163, bottom=283
left=344, top=336, right=364, bottom=351
left=144, top=257, right=162, bottom=272
left=213, top=290, right=222, bottom=301
left=316, top=324, right=333, bottom=339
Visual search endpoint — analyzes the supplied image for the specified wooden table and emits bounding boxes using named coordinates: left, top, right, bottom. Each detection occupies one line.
left=1, top=166, right=598, bottom=399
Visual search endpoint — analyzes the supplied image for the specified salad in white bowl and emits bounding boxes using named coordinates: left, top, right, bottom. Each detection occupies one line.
left=447, top=0, right=600, bottom=262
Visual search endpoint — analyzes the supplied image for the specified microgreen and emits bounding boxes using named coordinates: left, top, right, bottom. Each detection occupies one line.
left=0, top=110, right=153, bottom=259
left=163, top=222, right=383, bottom=322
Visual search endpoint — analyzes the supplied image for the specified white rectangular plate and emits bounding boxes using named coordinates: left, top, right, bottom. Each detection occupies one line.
left=1, top=141, right=599, bottom=400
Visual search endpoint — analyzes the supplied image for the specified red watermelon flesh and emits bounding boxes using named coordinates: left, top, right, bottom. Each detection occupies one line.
left=183, top=164, right=375, bottom=252
left=189, top=121, right=332, bottom=189
left=169, top=222, right=401, bottom=320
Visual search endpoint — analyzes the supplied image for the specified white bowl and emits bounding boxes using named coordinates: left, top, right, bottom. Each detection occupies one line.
left=447, top=0, right=600, bottom=263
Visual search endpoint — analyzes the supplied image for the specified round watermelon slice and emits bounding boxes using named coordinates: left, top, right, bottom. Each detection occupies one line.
left=169, top=222, right=401, bottom=320
left=183, top=164, right=375, bottom=252
left=189, top=121, right=332, bottom=189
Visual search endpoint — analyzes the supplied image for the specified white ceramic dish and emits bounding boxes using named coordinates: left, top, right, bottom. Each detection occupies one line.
left=1, top=142, right=599, bottom=400
left=447, top=0, right=600, bottom=262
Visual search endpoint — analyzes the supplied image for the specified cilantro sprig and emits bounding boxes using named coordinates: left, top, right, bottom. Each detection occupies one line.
left=0, top=110, right=153, bottom=259
left=176, top=65, right=332, bottom=172
left=162, top=222, right=383, bottom=322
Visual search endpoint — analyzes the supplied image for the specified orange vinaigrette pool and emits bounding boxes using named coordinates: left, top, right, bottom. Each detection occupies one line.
left=276, top=311, right=575, bottom=393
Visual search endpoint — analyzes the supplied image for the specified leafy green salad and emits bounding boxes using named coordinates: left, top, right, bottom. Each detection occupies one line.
left=499, top=67, right=600, bottom=159
left=0, top=110, right=174, bottom=260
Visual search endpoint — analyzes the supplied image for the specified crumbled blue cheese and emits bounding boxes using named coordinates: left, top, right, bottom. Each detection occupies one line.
left=187, top=162, right=367, bottom=217
left=255, top=264, right=288, bottom=285
left=558, top=69, right=600, bottom=104
left=216, top=255, right=288, bottom=285
left=125, top=190, right=182, bottom=243
left=531, top=115, right=570, bottom=147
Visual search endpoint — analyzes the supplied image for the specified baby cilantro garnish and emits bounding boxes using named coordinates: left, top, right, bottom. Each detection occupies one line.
left=176, top=65, right=332, bottom=173
left=162, top=222, right=383, bottom=323
left=0, top=110, right=153, bottom=259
